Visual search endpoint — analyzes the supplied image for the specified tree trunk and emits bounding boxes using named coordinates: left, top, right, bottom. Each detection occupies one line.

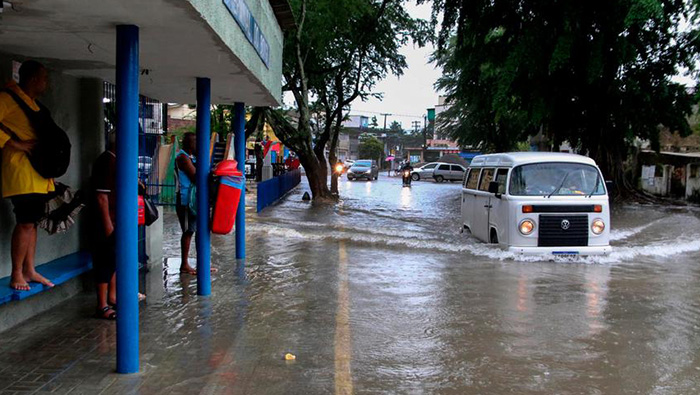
left=588, top=128, right=637, bottom=200
left=329, top=107, right=343, bottom=195
left=263, top=108, right=333, bottom=200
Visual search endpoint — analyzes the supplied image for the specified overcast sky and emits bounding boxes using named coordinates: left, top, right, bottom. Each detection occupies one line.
left=349, top=2, right=441, bottom=131
left=282, top=2, right=441, bottom=132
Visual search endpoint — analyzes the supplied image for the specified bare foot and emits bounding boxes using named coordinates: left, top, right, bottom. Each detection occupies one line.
left=180, top=264, right=197, bottom=275
left=23, top=271, right=54, bottom=288
left=179, top=265, right=218, bottom=275
left=10, top=274, right=30, bottom=291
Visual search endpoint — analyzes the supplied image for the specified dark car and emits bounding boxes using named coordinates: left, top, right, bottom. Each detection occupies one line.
left=347, top=159, right=379, bottom=181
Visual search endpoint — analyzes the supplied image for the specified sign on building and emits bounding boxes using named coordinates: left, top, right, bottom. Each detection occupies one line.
left=223, top=0, right=270, bottom=67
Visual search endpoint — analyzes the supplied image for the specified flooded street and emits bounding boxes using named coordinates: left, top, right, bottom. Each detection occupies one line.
left=4, top=175, right=700, bottom=394
left=240, top=175, right=700, bottom=394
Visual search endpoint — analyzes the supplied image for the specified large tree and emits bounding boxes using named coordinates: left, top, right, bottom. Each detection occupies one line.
left=426, top=0, right=700, bottom=192
left=264, top=0, right=428, bottom=200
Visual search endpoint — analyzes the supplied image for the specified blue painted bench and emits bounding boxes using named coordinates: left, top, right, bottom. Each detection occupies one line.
left=0, top=251, right=92, bottom=305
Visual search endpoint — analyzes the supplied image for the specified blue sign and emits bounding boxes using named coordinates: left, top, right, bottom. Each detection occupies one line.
left=223, top=0, right=270, bottom=67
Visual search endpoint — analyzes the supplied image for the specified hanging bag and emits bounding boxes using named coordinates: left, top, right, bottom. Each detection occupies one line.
left=2, top=90, right=71, bottom=179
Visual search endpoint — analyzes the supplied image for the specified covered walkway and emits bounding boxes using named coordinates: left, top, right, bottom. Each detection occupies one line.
left=0, top=0, right=293, bottom=374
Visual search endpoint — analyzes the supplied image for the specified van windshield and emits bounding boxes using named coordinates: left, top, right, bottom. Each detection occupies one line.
left=509, top=163, right=605, bottom=196
left=354, top=161, right=371, bottom=167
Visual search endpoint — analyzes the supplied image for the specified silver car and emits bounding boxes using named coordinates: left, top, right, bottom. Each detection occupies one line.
left=347, top=159, right=379, bottom=181
left=432, top=162, right=466, bottom=183
left=411, top=162, right=438, bottom=181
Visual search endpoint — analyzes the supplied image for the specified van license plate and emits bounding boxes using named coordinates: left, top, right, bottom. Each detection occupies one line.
left=553, top=251, right=579, bottom=258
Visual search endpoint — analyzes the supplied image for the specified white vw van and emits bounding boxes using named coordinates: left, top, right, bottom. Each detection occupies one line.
left=461, top=152, right=612, bottom=256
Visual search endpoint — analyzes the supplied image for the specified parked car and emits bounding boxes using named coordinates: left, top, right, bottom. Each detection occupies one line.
left=432, top=163, right=466, bottom=183
left=411, top=162, right=438, bottom=181
left=347, top=159, right=379, bottom=181
left=461, top=152, right=611, bottom=256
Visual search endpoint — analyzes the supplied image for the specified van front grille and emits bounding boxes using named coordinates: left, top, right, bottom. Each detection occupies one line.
left=538, top=215, right=588, bottom=247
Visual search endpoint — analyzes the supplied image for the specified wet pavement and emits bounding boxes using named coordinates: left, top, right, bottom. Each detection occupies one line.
left=3, top=175, right=700, bottom=394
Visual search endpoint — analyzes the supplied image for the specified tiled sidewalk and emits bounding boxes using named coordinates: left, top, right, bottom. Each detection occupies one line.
left=0, top=249, right=340, bottom=395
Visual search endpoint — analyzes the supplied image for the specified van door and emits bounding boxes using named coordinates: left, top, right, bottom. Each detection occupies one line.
left=473, top=168, right=495, bottom=242
left=488, top=168, right=510, bottom=244
left=462, top=168, right=481, bottom=231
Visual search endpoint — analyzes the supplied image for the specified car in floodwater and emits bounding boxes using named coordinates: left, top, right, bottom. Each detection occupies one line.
left=411, top=162, right=437, bottom=181
left=347, top=159, right=379, bottom=181
left=461, top=152, right=611, bottom=256
left=433, top=163, right=466, bottom=183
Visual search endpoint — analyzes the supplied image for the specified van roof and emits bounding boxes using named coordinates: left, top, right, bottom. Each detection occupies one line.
left=469, top=152, right=598, bottom=167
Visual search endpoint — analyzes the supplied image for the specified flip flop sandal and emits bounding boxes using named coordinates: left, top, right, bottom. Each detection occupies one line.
left=95, top=306, right=116, bottom=320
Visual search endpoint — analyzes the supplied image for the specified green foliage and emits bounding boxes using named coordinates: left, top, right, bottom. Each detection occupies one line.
left=388, top=120, right=403, bottom=132
left=358, top=136, right=384, bottom=161
left=426, top=0, right=700, bottom=183
left=272, top=0, right=429, bottom=198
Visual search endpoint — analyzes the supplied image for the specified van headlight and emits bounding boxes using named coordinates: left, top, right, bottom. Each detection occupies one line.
left=591, top=219, right=605, bottom=235
left=519, top=219, right=535, bottom=235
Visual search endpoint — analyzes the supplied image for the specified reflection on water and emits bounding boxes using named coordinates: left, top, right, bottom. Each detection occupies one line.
left=399, top=186, right=412, bottom=209
left=155, top=176, right=700, bottom=394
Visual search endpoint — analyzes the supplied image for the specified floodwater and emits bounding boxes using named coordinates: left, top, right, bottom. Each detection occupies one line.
left=240, top=175, right=700, bottom=394
left=3, top=175, right=700, bottom=394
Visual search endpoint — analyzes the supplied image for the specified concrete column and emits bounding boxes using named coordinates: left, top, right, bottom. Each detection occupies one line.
left=262, top=150, right=273, bottom=181
left=115, top=24, right=140, bottom=374
left=233, top=102, right=246, bottom=259
left=196, top=78, right=212, bottom=296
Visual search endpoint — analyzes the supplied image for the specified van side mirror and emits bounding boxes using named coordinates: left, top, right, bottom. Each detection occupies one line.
left=488, top=181, right=500, bottom=195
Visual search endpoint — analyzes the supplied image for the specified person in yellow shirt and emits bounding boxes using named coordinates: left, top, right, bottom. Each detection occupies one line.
left=0, top=60, right=55, bottom=291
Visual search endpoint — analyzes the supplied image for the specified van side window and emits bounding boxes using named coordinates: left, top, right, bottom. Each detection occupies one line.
left=451, top=165, right=464, bottom=173
left=438, top=164, right=450, bottom=171
left=495, top=168, right=509, bottom=194
left=465, top=169, right=480, bottom=189
left=478, top=168, right=495, bottom=191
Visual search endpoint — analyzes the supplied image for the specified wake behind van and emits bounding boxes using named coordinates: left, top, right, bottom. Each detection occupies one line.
left=461, top=152, right=612, bottom=256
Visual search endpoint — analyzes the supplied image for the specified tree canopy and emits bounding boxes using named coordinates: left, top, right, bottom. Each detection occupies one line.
left=262, top=0, right=429, bottom=199
left=359, top=135, right=385, bottom=161
left=425, top=0, right=700, bottom=189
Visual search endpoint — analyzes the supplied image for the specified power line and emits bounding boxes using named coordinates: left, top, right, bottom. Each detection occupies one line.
left=349, top=108, right=425, bottom=119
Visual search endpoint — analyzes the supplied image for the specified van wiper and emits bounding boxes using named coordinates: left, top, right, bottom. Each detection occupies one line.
left=547, top=171, right=573, bottom=198
left=586, top=173, right=601, bottom=198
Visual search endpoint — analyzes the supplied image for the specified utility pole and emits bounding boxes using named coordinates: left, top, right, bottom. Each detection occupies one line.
left=422, top=114, right=428, bottom=162
left=411, top=120, right=421, bottom=135
left=380, top=113, right=391, bottom=166
left=381, top=113, right=391, bottom=134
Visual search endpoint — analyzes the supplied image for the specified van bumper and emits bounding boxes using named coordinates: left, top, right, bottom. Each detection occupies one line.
left=508, top=245, right=612, bottom=256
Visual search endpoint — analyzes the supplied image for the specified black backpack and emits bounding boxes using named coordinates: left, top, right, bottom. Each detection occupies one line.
left=1, top=90, right=71, bottom=179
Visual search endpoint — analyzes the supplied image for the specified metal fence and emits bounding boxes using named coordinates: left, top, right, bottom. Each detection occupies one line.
left=256, top=169, right=302, bottom=212
left=103, top=82, right=176, bottom=206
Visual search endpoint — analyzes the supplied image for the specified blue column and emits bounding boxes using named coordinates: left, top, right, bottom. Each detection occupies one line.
left=233, top=102, right=246, bottom=259
left=115, top=24, right=139, bottom=374
left=196, top=78, right=212, bottom=296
